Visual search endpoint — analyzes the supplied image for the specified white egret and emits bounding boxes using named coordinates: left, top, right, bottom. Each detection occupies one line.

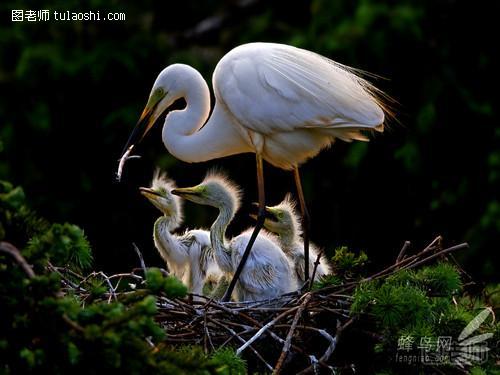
left=140, top=170, right=222, bottom=299
left=119, top=42, right=389, bottom=301
left=252, top=194, right=331, bottom=285
left=171, top=172, right=298, bottom=302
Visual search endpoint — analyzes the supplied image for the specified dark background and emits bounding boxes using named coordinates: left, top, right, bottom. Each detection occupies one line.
left=1, top=0, right=498, bottom=281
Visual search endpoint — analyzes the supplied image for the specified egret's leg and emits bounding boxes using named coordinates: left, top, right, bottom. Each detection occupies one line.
left=293, top=167, right=310, bottom=283
left=222, top=154, right=266, bottom=302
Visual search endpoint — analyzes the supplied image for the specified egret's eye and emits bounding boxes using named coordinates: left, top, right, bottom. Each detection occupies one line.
left=150, top=87, right=165, bottom=103
left=277, top=211, right=285, bottom=220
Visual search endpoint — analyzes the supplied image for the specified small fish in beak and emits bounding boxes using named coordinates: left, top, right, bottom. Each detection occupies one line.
left=116, top=145, right=141, bottom=181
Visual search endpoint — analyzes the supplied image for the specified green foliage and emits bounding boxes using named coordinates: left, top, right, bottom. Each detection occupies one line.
left=312, top=246, right=367, bottom=290
left=351, top=265, right=498, bottom=372
left=165, top=346, right=246, bottom=375
left=386, top=262, right=463, bottom=296
left=350, top=279, right=377, bottom=314
left=312, top=274, right=343, bottom=290
left=0, top=180, right=49, bottom=245
left=330, top=246, right=368, bottom=278
left=146, top=267, right=187, bottom=298
left=25, top=223, right=93, bottom=272
left=209, top=347, right=247, bottom=375
left=416, top=262, right=462, bottom=295
left=485, top=283, right=500, bottom=307
left=353, top=264, right=464, bottom=330
left=355, top=281, right=431, bottom=329
left=470, top=368, right=487, bottom=375
left=0, top=180, right=245, bottom=374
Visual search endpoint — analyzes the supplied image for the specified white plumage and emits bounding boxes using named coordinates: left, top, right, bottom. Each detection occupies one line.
left=140, top=170, right=222, bottom=299
left=121, top=42, right=389, bottom=299
left=214, top=43, right=385, bottom=169
left=257, top=194, right=332, bottom=284
left=120, top=42, right=387, bottom=171
left=172, top=172, right=298, bottom=302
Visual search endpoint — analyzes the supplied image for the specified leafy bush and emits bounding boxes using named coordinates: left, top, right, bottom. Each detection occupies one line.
left=351, top=264, right=498, bottom=372
left=0, top=180, right=244, bottom=374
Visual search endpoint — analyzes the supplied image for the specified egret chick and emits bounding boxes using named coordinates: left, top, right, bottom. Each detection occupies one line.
left=140, top=170, right=222, bottom=299
left=172, top=173, right=297, bottom=302
left=253, top=195, right=331, bottom=284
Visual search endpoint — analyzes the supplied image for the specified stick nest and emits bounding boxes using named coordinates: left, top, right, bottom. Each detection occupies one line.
left=50, top=236, right=469, bottom=374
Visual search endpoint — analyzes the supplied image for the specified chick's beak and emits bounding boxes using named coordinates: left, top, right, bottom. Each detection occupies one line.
left=139, top=187, right=162, bottom=200
left=171, top=187, right=200, bottom=198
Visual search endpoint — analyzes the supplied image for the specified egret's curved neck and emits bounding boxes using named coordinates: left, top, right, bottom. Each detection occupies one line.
left=209, top=203, right=234, bottom=273
left=153, top=217, right=187, bottom=273
left=162, top=66, right=251, bottom=163
left=279, top=229, right=297, bottom=251
left=160, top=211, right=181, bottom=232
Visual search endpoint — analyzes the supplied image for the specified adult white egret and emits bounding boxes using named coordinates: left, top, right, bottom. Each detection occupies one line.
left=140, top=170, right=222, bottom=299
left=171, top=172, right=298, bottom=302
left=252, top=194, right=331, bottom=285
left=119, top=42, right=389, bottom=301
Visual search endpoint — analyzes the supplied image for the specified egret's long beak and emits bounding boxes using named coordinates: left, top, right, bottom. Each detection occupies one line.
left=171, top=187, right=201, bottom=198
left=120, top=88, right=167, bottom=157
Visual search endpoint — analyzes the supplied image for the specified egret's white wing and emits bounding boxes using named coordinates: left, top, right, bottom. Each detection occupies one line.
left=215, top=43, right=385, bottom=136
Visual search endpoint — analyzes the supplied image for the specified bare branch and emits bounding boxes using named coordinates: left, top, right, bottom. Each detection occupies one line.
left=132, top=243, right=147, bottom=273
left=274, top=293, right=311, bottom=374
left=0, top=241, right=35, bottom=278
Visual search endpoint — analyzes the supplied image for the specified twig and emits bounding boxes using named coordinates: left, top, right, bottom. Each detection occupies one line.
left=297, top=318, right=354, bottom=375
left=361, top=239, right=465, bottom=284
left=308, top=250, right=325, bottom=290
left=265, top=329, right=332, bottom=371
left=97, top=271, right=118, bottom=303
left=274, top=293, right=311, bottom=374
left=396, top=241, right=411, bottom=264
left=62, top=314, right=84, bottom=332
left=208, top=317, right=274, bottom=371
left=423, top=235, right=443, bottom=252
left=132, top=243, right=147, bottom=273
left=48, top=262, right=83, bottom=290
left=0, top=241, right=35, bottom=278
left=236, top=306, right=300, bottom=355
left=230, top=306, right=335, bottom=371
left=400, top=243, right=469, bottom=272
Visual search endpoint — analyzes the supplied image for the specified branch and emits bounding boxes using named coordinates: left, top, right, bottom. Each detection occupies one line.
left=62, top=314, right=84, bottom=332
left=396, top=240, right=411, bottom=265
left=236, top=305, right=300, bottom=355
left=0, top=241, right=35, bottom=278
left=296, top=317, right=355, bottom=374
left=308, top=250, right=325, bottom=290
left=274, top=293, right=311, bottom=374
left=208, top=316, right=273, bottom=371
left=132, top=243, right=147, bottom=274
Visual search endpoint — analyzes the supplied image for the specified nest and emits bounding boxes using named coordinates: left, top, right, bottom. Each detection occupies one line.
left=48, top=237, right=468, bottom=374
